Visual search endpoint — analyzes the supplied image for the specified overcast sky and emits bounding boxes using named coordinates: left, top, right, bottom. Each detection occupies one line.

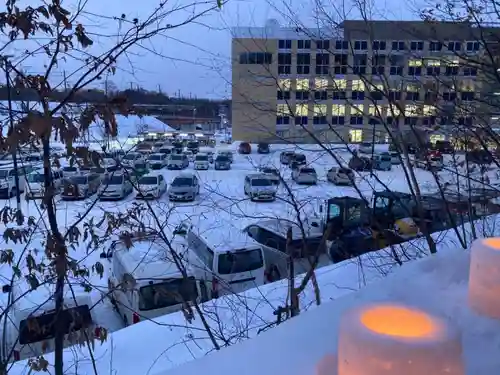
left=2, top=0, right=413, bottom=99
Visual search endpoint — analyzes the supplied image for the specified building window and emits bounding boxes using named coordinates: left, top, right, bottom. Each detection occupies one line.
left=314, top=78, right=328, bottom=100
left=351, top=79, right=365, bottom=100
left=371, top=54, right=386, bottom=75
left=429, top=41, right=442, bottom=52
left=443, top=91, right=457, bottom=101
left=297, top=40, right=311, bottom=49
left=388, top=89, right=402, bottom=101
left=296, top=53, right=311, bottom=74
left=354, top=40, right=368, bottom=50
left=276, top=104, right=291, bottom=125
left=466, top=41, right=480, bottom=52
left=405, top=105, right=419, bottom=117
left=349, top=129, right=363, bottom=143
left=405, top=83, right=420, bottom=101
left=447, top=41, right=461, bottom=51
left=239, top=52, right=272, bottom=64
left=277, top=79, right=291, bottom=100
left=444, top=59, right=458, bottom=76
left=315, top=53, right=329, bottom=75
left=408, top=59, right=422, bottom=76
left=423, top=105, right=436, bottom=116
left=332, top=104, right=345, bottom=125
left=315, top=40, right=330, bottom=50
left=278, top=40, right=292, bottom=49
left=313, top=104, right=327, bottom=125
left=389, top=55, right=404, bottom=75
left=352, top=54, right=367, bottom=75
left=425, top=59, right=441, bottom=76
left=295, top=103, right=308, bottom=126
left=278, top=53, right=292, bottom=75
left=296, top=79, right=309, bottom=100
left=369, top=83, right=384, bottom=100
left=372, top=40, right=386, bottom=50
left=350, top=104, right=364, bottom=123
left=333, top=54, right=348, bottom=75
left=410, top=41, right=424, bottom=51
left=332, top=79, right=346, bottom=100
left=463, top=66, right=477, bottom=76
left=335, top=40, right=349, bottom=50
left=368, top=105, right=382, bottom=116
left=391, top=41, right=405, bottom=51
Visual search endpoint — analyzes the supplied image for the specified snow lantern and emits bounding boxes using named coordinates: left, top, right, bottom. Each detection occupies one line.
left=337, top=303, right=464, bottom=375
left=468, top=237, right=500, bottom=319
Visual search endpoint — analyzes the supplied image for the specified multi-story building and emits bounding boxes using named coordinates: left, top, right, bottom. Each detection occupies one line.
left=231, top=19, right=499, bottom=144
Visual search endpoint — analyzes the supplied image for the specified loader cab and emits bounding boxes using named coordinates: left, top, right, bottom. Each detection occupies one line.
left=372, top=191, right=416, bottom=225
left=322, top=197, right=370, bottom=237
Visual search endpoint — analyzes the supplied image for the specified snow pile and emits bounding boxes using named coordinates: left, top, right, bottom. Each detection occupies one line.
left=9, top=214, right=500, bottom=375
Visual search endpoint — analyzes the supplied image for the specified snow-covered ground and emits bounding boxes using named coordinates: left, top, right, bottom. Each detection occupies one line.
left=1, top=142, right=499, bottom=373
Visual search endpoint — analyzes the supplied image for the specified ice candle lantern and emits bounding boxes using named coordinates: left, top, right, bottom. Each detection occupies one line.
left=337, top=303, right=464, bottom=375
left=468, top=237, right=500, bottom=319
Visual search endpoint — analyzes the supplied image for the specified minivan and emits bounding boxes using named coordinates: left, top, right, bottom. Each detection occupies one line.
left=0, top=163, right=33, bottom=198
left=107, top=235, right=210, bottom=326
left=244, top=173, right=278, bottom=201
left=186, top=225, right=266, bottom=297
left=25, top=168, right=64, bottom=199
left=61, top=173, right=101, bottom=200
left=167, top=154, right=189, bottom=170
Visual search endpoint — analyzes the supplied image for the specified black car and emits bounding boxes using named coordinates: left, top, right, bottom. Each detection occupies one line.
left=257, top=143, right=270, bottom=154
left=290, top=153, right=306, bottom=167
left=348, top=155, right=372, bottom=171
left=186, top=141, right=199, bottom=154
left=214, top=156, right=231, bottom=170
left=466, top=149, right=493, bottom=165
left=434, top=140, right=454, bottom=154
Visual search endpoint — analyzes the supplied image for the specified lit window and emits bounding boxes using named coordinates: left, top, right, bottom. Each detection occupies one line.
left=409, top=59, right=422, bottom=67
left=351, top=79, right=365, bottom=91
left=277, top=104, right=291, bottom=115
left=423, top=105, right=436, bottom=115
left=314, top=104, right=327, bottom=116
left=278, top=79, right=291, bottom=91
left=295, top=104, right=308, bottom=116
left=460, top=80, right=475, bottom=92
left=332, top=104, right=346, bottom=116
left=387, top=104, right=401, bottom=116
left=296, top=79, right=309, bottom=91
left=349, top=129, right=363, bottom=143
left=370, top=83, right=384, bottom=91
left=426, top=59, right=441, bottom=66
left=351, top=104, right=364, bottom=115
left=368, top=105, right=382, bottom=116
left=315, top=78, right=328, bottom=90
left=405, top=105, right=419, bottom=117
left=406, top=84, right=419, bottom=92
left=333, top=79, right=347, bottom=90
left=445, top=58, right=459, bottom=66
left=430, top=134, right=445, bottom=143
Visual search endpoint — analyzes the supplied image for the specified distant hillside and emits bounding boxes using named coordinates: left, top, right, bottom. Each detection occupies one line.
left=0, top=87, right=231, bottom=120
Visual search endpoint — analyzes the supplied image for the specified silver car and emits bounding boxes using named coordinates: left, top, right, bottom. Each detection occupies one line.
left=98, top=174, right=132, bottom=200
left=167, top=154, right=189, bottom=170
left=292, top=167, right=317, bottom=185
left=168, top=173, right=200, bottom=202
left=244, top=173, right=278, bottom=202
left=327, top=167, right=355, bottom=185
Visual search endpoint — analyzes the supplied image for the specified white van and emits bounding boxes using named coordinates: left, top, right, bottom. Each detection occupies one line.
left=2, top=283, right=98, bottom=361
left=25, top=168, right=64, bottom=199
left=107, top=235, right=210, bottom=326
left=186, top=224, right=266, bottom=297
left=0, top=163, right=33, bottom=198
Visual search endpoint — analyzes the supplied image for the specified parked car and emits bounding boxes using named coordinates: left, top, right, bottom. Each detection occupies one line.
left=62, top=166, right=79, bottom=177
left=158, top=147, right=173, bottom=155
left=238, top=142, right=252, bottom=154
left=167, top=154, right=189, bottom=170
left=121, top=152, right=144, bottom=168
left=414, top=152, right=444, bottom=170
left=152, top=142, right=165, bottom=153
left=372, top=153, right=392, bottom=171
left=124, top=162, right=150, bottom=181
left=136, top=173, right=167, bottom=199
left=148, top=153, right=168, bottom=170
left=290, top=153, right=307, bottom=167
left=348, top=155, right=372, bottom=171
left=194, top=153, right=210, bottom=170
left=466, top=149, right=493, bottom=165
left=25, top=168, right=64, bottom=199
left=61, top=173, right=101, bottom=200
left=257, top=143, right=270, bottom=154
left=214, top=155, right=231, bottom=170
left=389, top=151, right=401, bottom=165
left=218, top=150, right=233, bottom=163
left=389, top=142, right=416, bottom=154
left=259, top=166, right=280, bottom=185
left=244, top=173, right=277, bottom=201
left=358, top=142, right=374, bottom=154
left=292, top=167, right=317, bottom=185
left=434, top=140, right=454, bottom=154
left=99, top=174, right=133, bottom=200
left=183, top=150, right=195, bottom=162
left=326, top=167, right=355, bottom=186
left=186, top=141, right=199, bottom=155
left=280, top=151, right=295, bottom=165
left=168, top=173, right=200, bottom=202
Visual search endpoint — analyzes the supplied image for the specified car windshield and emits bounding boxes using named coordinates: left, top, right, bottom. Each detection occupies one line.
left=27, top=173, right=44, bottom=183
left=187, top=142, right=198, bottom=148
left=63, top=167, right=77, bottom=172
left=262, top=168, right=277, bottom=175
left=138, top=277, right=198, bottom=311
left=361, top=143, right=372, bottom=147
left=149, top=154, right=164, bottom=161
left=103, top=175, right=124, bottom=185
left=294, top=154, right=306, bottom=161
left=251, top=178, right=272, bottom=187
left=91, top=167, right=105, bottom=174
left=19, top=304, right=92, bottom=345
left=138, top=176, right=158, bottom=185
left=217, top=249, right=264, bottom=275
left=159, top=148, right=171, bottom=154
left=134, top=163, right=147, bottom=170
left=124, top=154, right=138, bottom=160
left=216, top=156, right=228, bottom=162
left=71, top=176, right=88, bottom=185
left=172, top=177, right=192, bottom=187
left=154, top=143, right=163, bottom=147
left=195, top=155, right=208, bottom=161
left=169, top=155, right=182, bottom=161
left=339, top=168, right=352, bottom=174
left=381, top=156, right=391, bottom=161
left=301, top=168, right=316, bottom=174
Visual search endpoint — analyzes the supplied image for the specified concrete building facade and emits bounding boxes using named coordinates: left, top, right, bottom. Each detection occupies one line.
left=231, top=20, right=499, bottom=144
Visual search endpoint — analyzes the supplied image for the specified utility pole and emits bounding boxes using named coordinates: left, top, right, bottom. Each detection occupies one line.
left=63, top=69, right=68, bottom=91
left=2, top=56, right=21, bottom=212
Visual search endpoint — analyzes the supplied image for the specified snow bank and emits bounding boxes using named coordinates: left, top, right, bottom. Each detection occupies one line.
left=9, top=215, right=500, bottom=375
